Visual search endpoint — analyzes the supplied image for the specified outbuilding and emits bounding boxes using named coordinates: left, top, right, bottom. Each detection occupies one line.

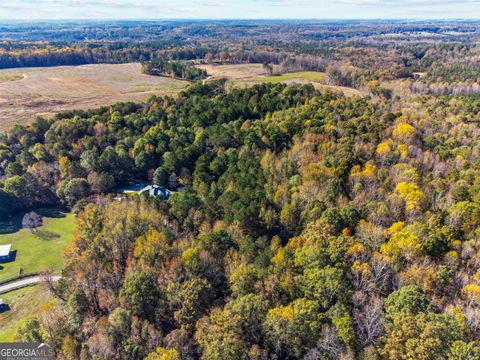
left=0, top=244, right=12, bottom=262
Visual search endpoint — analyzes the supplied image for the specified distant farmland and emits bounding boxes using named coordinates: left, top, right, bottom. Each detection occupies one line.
left=0, top=62, right=361, bottom=132
left=0, top=63, right=188, bottom=132
left=197, top=63, right=361, bottom=97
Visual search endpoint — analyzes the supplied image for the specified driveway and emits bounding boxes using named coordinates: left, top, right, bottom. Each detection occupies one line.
left=0, top=275, right=61, bottom=294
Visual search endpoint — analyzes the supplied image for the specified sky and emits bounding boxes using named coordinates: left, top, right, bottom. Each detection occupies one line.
left=1, top=0, right=480, bottom=20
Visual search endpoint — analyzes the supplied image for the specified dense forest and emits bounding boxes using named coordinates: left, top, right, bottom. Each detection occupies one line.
left=1, top=77, right=480, bottom=359
left=2, top=19, right=480, bottom=360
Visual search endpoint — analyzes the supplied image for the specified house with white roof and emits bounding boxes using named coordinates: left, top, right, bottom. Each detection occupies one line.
left=138, top=185, right=172, bottom=200
left=0, top=244, right=12, bottom=262
left=118, top=184, right=173, bottom=201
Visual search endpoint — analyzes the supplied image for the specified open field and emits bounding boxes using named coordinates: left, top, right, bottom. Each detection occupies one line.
left=0, top=63, right=188, bottom=131
left=199, top=63, right=268, bottom=81
left=260, top=71, right=326, bottom=83
left=198, top=64, right=361, bottom=96
left=0, top=209, right=75, bottom=281
left=0, top=285, right=55, bottom=342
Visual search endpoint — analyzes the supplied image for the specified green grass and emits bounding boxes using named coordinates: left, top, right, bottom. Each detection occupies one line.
left=0, top=285, right=55, bottom=342
left=258, top=71, right=326, bottom=83
left=0, top=210, right=75, bottom=281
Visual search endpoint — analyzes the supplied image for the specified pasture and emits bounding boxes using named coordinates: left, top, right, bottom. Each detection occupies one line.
left=0, top=63, right=188, bottom=131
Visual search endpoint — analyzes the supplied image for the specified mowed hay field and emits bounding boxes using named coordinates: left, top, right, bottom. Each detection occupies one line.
left=198, top=63, right=362, bottom=96
left=0, top=63, right=188, bottom=131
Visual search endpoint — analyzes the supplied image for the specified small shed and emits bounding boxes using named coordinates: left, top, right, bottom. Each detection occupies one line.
left=0, top=299, right=9, bottom=313
left=0, top=244, right=11, bottom=261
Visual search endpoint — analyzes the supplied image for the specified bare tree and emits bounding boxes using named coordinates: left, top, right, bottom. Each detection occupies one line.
left=164, top=328, right=198, bottom=360
left=463, top=305, right=480, bottom=335
left=262, top=62, right=274, bottom=76
left=370, top=255, right=395, bottom=296
left=303, top=325, right=344, bottom=360
left=168, top=172, right=179, bottom=189
left=353, top=297, right=385, bottom=347
left=42, top=270, right=66, bottom=301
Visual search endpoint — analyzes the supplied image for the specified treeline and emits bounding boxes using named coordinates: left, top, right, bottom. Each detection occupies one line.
left=3, top=81, right=480, bottom=359
left=141, top=60, right=207, bottom=81
left=426, top=61, right=480, bottom=83
left=217, top=50, right=330, bottom=73
left=0, top=44, right=334, bottom=76
left=397, top=79, right=480, bottom=96
left=0, top=45, right=211, bottom=69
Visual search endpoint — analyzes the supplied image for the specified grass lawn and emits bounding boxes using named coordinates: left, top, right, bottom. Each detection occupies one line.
left=0, top=209, right=75, bottom=281
left=0, top=285, right=55, bottom=342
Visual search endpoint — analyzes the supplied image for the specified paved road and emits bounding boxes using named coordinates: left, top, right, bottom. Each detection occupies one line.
left=0, top=275, right=61, bottom=294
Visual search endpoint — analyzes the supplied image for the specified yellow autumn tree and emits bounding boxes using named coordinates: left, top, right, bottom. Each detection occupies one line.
left=397, top=144, right=409, bottom=159
left=381, top=230, right=424, bottom=266
left=393, top=123, right=416, bottom=143
left=392, top=164, right=420, bottom=184
left=395, top=182, right=424, bottom=212
left=387, top=221, right=405, bottom=235
left=463, top=284, right=480, bottom=305
left=350, top=161, right=376, bottom=180
left=145, top=347, right=180, bottom=360
left=134, top=228, right=168, bottom=270
left=376, top=140, right=392, bottom=157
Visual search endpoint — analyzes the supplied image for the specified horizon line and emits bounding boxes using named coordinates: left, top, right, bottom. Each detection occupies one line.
left=1, top=18, right=480, bottom=21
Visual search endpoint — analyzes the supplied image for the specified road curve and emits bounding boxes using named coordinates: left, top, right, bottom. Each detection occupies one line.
left=0, top=275, right=61, bottom=294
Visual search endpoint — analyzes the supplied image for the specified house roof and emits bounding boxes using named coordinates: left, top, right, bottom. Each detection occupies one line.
left=0, top=244, right=12, bottom=257
left=139, top=185, right=172, bottom=199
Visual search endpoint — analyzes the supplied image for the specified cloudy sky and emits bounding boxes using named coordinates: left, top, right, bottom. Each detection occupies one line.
left=1, top=0, right=480, bottom=20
